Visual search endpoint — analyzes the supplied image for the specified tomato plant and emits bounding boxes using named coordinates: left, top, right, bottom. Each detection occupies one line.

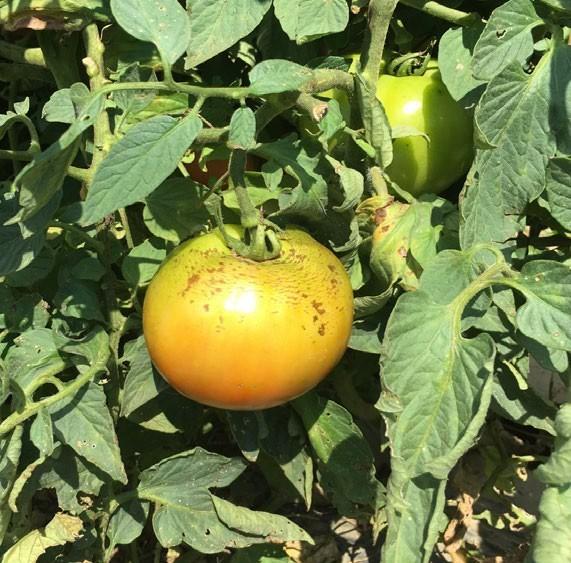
left=143, top=226, right=353, bottom=410
left=0, top=0, right=570, bottom=561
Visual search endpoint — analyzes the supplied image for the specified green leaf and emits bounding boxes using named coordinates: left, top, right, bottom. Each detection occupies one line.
left=4, top=293, right=50, bottom=333
left=105, top=499, right=150, bottom=559
left=472, top=0, right=544, bottom=80
left=349, top=317, right=383, bottom=353
left=379, top=250, right=500, bottom=487
left=30, top=409, right=55, bottom=457
left=531, top=404, right=571, bottom=561
left=492, top=370, right=556, bottom=436
left=10, top=444, right=107, bottom=515
left=508, top=261, right=571, bottom=351
left=536, top=0, right=571, bottom=12
left=461, top=46, right=560, bottom=246
left=226, top=412, right=261, bottom=462
left=535, top=404, right=571, bottom=485
left=382, top=475, right=447, bottom=563
left=531, top=484, right=571, bottom=562
left=255, top=136, right=328, bottom=220
left=49, top=382, right=128, bottom=483
left=138, top=448, right=249, bottom=551
left=16, top=93, right=104, bottom=220
left=1, top=513, right=83, bottom=563
left=110, top=0, right=190, bottom=65
left=325, top=156, right=364, bottom=213
left=438, top=24, right=486, bottom=103
left=42, top=83, right=91, bottom=124
left=6, top=247, right=54, bottom=287
left=546, top=157, right=571, bottom=230
left=144, top=178, right=210, bottom=243
left=249, top=60, right=313, bottom=95
left=54, top=279, right=104, bottom=322
left=0, top=191, right=60, bottom=276
left=121, top=336, right=169, bottom=418
left=5, top=329, right=63, bottom=394
left=355, top=73, right=392, bottom=168
left=82, top=114, right=203, bottom=224
left=185, top=0, right=272, bottom=68
left=228, top=107, right=256, bottom=150
left=114, top=64, right=157, bottom=116
left=0, top=427, right=23, bottom=544
left=293, top=393, right=381, bottom=513
left=121, top=239, right=166, bottom=287
left=459, top=162, right=522, bottom=247
left=475, top=59, right=553, bottom=213
left=273, top=0, right=349, bottom=44
left=212, top=496, right=312, bottom=544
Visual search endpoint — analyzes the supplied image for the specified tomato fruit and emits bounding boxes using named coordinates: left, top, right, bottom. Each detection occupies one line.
left=302, top=58, right=473, bottom=197
left=376, top=61, right=474, bottom=197
left=143, top=226, right=354, bottom=410
left=185, top=151, right=258, bottom=186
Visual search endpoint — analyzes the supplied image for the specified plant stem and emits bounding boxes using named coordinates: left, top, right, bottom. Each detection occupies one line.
left=48, top=221, right=105, bottom=254
left=95, top=67, right=352, bottom=101
left=230, top=150, right=258, bottom=229
left=0, top=40, right=46, bottom=66
left=83, top=23, right=113, bottom=182
left=0, top=351, right=109, bottom=437
left=118, top=208, right=135, bottom=249
left=0, top=149, right=32, bottom=162
left=360, top=0, right=399, bottom=94
left=400, top=0, right=481, bottom=26
left=0, top=147, right=90, bottom=181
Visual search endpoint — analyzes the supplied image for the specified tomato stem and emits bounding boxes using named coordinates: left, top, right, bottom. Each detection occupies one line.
left=399, top=0, right=481, bottom=26
left=360, top=0, right=399, bottom=94
left=82, top=23, right=113, bottom=185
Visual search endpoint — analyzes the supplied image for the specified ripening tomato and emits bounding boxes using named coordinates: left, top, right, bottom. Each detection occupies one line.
left=300, top=58, right=474, bottom=197
left=143, top=226, right=354, bottom=410
left=185, top=152, right=259, bottom=186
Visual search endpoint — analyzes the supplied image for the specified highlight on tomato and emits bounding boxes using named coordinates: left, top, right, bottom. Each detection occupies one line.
left=143, top=226, right=354, bottom=410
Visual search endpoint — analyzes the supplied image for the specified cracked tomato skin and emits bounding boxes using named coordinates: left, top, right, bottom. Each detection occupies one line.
left=143, top=226, right=354, bottom=410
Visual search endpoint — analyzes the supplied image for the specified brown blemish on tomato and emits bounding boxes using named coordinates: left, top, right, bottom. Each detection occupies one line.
left=318, top=324, right=326, bottom=336
left=182, top=274, right=200, bottom=295
left=313, top=315, right=319, bottom=323
left=398, top=247, right=408, bottom=257
left=312, top=300, right=326, bottom=315
left=203, top=304, right=210, bottom=312
left=328, top=265, right=336, bottom=272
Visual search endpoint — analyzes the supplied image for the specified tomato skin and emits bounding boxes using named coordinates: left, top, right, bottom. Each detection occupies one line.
left=302, top=59, right=473, bottom=197
left=185, top=153, right=258, bottom=185
left=143, top=226, right=354, bottom=410
left=376, top=62, right=473, bottom=197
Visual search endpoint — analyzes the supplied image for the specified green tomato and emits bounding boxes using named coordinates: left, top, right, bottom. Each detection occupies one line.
left=301, top=59, right=474, bottom=197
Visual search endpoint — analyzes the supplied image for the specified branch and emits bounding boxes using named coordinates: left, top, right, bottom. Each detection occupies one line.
left=0, top=351, right=109, bottom=437
left=360, top=0, right=399, bottom=94
left=400, top=0, right=481, bottom=26
left=83, top=23, right=113, bottom=179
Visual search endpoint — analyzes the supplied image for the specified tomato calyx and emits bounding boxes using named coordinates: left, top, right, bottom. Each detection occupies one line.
left=386, top=49, right=434, bottom=77
left=215, top=149, right=282, bottom=262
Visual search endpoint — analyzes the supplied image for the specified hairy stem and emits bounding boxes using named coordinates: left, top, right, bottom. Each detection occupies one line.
left=360, top=0, right=399, bottom=94
left=400, top=0, right=481, bottom=26
left=83, top=23, right=113, bottom=181
left=0, top=352, right=109, bottom=437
